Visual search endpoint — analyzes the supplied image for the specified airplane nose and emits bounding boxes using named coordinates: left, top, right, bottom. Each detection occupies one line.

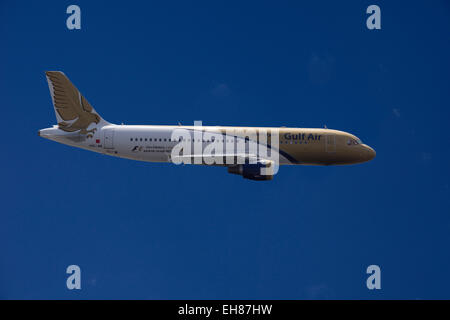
left=365, top=145, right=376, bottom=161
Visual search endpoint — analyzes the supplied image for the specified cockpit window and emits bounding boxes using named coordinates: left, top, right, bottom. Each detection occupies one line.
left=347, top=138, right=362, bottom=146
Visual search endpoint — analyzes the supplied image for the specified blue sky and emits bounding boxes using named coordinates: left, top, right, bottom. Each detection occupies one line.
left=1, top=0, right=450, bottom=299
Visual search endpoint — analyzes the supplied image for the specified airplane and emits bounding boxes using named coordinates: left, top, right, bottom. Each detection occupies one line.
left=39, top=71, right=376, bottom=181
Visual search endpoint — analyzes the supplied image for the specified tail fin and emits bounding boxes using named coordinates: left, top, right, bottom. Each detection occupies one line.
left=45, top=71, right=110, bottom=134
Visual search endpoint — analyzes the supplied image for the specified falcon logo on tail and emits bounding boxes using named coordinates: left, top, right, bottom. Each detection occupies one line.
left=46, top=71, right=105, bottom=138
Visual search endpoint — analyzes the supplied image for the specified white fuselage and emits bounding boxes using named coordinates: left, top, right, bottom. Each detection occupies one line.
left=39, top=124, right=294, bottom=165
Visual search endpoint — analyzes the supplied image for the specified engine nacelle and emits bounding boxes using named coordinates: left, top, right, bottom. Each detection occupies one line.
left=227, top=161, right=274, bottom=181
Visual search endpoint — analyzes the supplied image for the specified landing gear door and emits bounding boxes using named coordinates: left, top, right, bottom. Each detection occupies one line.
left=104, top=128, right=115, bottom=149
left=325, top=134, right=336, bottom=153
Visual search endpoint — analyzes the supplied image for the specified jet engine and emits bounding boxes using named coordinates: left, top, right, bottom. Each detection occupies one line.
left=227, top=160, right=274, bottom=181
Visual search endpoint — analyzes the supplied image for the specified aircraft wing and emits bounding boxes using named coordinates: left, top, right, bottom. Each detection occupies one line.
left=171, top=153, right=276, bottom=180
left=170, top=153, right=260, bottom=166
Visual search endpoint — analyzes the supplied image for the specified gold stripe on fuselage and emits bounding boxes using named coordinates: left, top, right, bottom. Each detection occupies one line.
left=180, top=126, right=375, bottom=166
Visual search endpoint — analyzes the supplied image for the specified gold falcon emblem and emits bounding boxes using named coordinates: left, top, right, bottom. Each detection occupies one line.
left=46, top=71, right=100, bottom=138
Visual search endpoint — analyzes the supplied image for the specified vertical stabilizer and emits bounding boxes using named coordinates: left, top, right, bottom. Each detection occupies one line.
left=45, top=71, right=110, bottom=137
